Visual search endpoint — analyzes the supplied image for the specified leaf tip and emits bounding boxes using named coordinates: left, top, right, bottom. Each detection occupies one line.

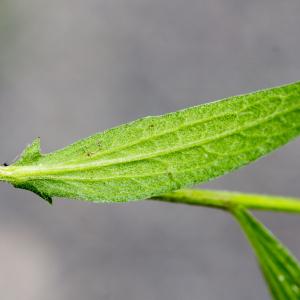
left=13, top=137, right=42, bottom=166
left=13, top=181, right=53, bottom=205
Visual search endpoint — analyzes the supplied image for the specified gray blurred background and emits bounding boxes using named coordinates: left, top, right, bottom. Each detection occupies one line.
left=0, top=0, right=299, bottom=299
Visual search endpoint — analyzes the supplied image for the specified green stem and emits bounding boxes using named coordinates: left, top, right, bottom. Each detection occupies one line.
left=0, top=166, right=11, bottom=181
left=152, top=189, right=300, bottom=213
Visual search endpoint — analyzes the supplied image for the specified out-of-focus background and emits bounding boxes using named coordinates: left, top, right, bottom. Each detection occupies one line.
left=0, top=0, right=299, bottom=299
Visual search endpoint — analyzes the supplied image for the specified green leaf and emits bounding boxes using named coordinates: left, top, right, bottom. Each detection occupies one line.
left=233, top=207, right=300, bottom=300
left=15, top=137, right=42, bottom=166
left=1, top=81, right=300, bottom=202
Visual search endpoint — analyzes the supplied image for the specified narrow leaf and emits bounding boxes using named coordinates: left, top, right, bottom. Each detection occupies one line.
left=233, top=207, right=300, bottom=300
left=1, top=81, right=300, bottom=202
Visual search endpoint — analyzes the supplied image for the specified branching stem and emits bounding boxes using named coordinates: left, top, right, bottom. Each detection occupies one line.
left=152, top=189, right=300, bottom=213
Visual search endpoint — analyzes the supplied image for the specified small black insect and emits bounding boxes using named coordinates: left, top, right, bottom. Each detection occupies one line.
left=3, top=162, right=9, bottom=167
left=86, top=152, right=93, bottom=157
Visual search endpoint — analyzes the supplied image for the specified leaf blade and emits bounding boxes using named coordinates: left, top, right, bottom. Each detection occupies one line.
left=4, top=81, right=300, bottom=202
left=233, top=207, right=300, bottom=300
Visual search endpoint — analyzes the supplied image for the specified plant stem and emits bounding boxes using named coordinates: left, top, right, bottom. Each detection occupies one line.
left=152, top=189, right=300, bottom=213
left=0, top=166, right=14, bottom=182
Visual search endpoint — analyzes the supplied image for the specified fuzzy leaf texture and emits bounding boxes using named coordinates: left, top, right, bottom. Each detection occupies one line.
left=233, top=208, right=300, bottom=300
left=1, top=81, right=300, bottom=203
